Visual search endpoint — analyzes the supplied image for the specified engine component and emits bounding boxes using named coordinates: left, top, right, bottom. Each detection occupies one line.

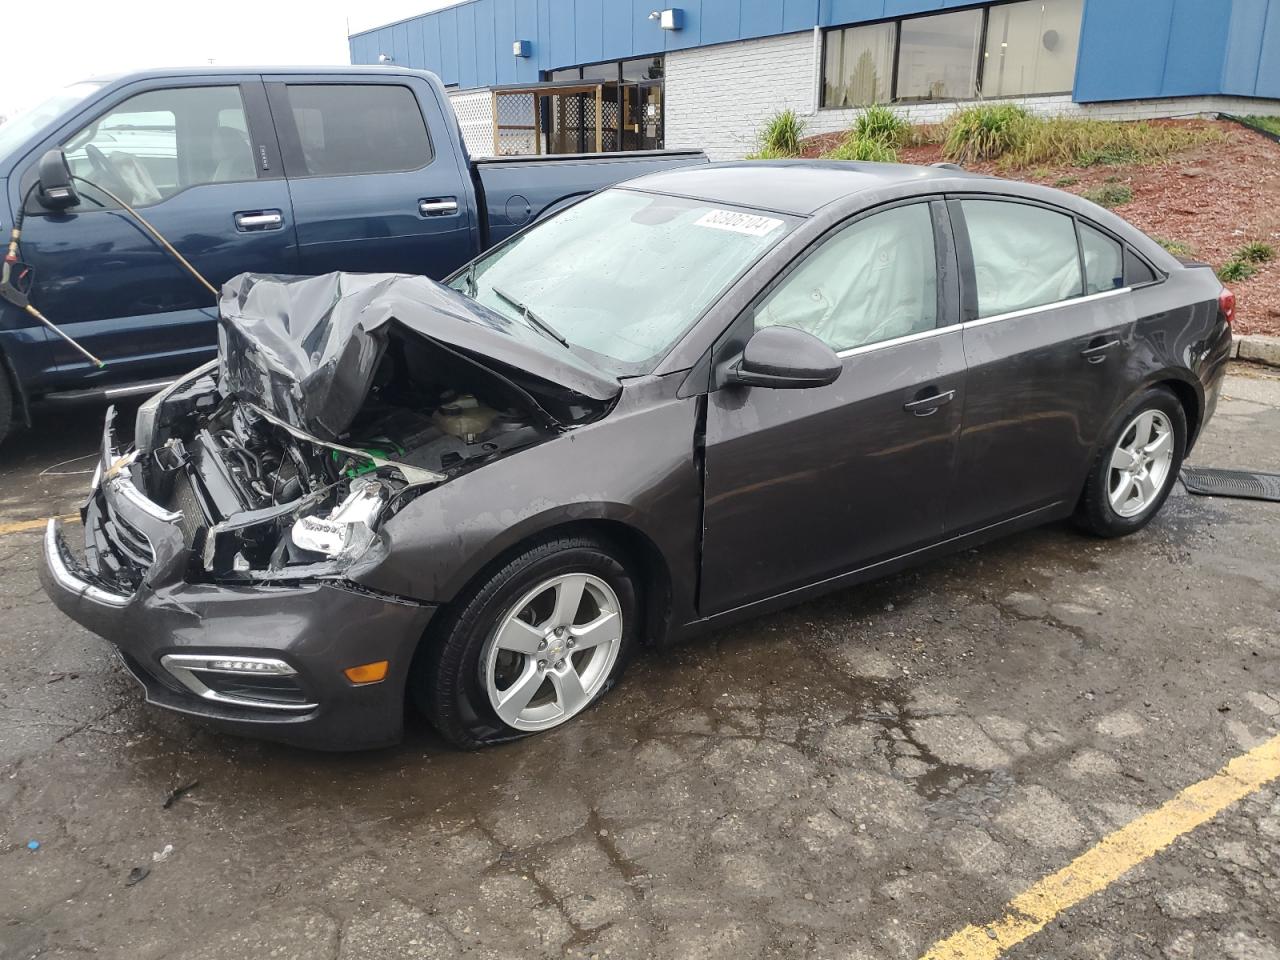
left=432, top=394, right=497, bottom=443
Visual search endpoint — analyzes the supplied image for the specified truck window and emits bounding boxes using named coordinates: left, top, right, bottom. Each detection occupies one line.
left=276, top=84, right=433, bottom=177
left=61, top=86, right=255, bottom=208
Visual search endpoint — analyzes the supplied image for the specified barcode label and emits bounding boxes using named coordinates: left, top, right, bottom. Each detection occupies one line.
left=694, top=209, right=783, bottom=237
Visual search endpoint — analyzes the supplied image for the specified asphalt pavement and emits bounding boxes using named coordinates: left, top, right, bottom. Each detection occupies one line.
left=2, top=366, right=1280, bottom=960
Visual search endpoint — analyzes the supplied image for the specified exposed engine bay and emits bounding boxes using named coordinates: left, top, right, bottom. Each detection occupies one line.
left=127, top=272, right=621, bottom=585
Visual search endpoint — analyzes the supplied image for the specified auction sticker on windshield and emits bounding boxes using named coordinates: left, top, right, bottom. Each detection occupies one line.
left=693, top=209, right=784, bottom=237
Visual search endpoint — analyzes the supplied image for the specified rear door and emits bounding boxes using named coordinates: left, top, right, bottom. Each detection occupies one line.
left=699, top=199, right=966, bottom=615
left=946, top=196, right=1139, bottom=533
left=265, top=76, right=477, bottom=278
left=16, top=78, right=296, bottom=383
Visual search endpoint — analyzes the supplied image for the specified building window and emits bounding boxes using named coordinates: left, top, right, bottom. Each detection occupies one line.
left=822, top=22, right=895, bottom=108
left=819, top=0, right=1084, bottom=108
left=982, top=0, right=1084, bottom=97
left=896, top=9, right=984, bottom=102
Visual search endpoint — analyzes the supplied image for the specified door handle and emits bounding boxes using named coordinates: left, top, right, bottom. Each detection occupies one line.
left=234, top=210, right=283, bottom=231
left=903, top=389, right=956, bottom=416
left=419, top=198, right=459, bottom=217
left=1081, top=339, right=1121, bottom=364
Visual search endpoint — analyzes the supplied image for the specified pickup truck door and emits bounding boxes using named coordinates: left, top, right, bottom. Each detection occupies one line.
left=264, top=76, right=479, bottom=278
left=14, top=77, right=296, bottom=385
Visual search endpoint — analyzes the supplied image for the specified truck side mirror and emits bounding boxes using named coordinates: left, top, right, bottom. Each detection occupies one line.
left=36, top=149, right=79, bottom=211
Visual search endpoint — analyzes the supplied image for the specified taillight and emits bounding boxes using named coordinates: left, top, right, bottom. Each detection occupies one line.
left=1219, top=287, right=1236, bottom=327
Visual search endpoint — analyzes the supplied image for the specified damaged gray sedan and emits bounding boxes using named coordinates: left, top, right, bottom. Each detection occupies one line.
left=42, top=163, right=1231, bottom=749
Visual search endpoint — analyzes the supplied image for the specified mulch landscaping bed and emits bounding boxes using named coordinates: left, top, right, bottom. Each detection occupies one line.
left=801, top=119, right=1280, bottom=336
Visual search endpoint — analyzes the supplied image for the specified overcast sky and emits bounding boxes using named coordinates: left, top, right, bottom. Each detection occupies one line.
left=0, top=0, right=457, bottom=121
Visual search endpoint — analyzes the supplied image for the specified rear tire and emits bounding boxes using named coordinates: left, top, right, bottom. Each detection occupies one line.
left=412, top=534, right=639, bottom=749
left=1074, top=387, right=1186, bottom=538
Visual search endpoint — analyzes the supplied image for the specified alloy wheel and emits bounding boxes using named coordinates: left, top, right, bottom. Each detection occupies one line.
left=480, top=573, right=623, bottom=731
left=1108, top=409, right=1175, bottom=518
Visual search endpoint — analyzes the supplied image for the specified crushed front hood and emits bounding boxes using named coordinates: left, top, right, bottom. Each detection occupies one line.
left=218, top=272, right=621, bottom=440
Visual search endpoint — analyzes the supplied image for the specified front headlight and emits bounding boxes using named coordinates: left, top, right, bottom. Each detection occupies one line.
left=290, top=478, right=387, bottom=562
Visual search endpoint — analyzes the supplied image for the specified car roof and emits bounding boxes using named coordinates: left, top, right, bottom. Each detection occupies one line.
left=624, top=159, right=990, bottom=216
left=84, top=66, right=435, bottom=84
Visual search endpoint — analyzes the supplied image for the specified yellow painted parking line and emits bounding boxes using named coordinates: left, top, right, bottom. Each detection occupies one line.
left=0, top=514, right=78, bottom=537
left=921, top=732, right=1280, bottom=960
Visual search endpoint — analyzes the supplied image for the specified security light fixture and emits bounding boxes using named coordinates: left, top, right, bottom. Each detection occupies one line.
left=648, top=8, right=683, bottom=30
left=377, top=53, right=394, bottom=63
left=513, top=39, right=531, bottom=58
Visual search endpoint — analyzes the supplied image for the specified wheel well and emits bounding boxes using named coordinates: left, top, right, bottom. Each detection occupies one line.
left=427, top=519, right=675, bottom=650
left=1158, top=378, right=1201, bottom=449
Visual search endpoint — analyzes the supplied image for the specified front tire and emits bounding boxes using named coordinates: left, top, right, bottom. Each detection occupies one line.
left=414, top=534, right=639, bottom=749
left=1074, top=387, right=1186, bottom=538
left=0, top=362, right=14, bottom=447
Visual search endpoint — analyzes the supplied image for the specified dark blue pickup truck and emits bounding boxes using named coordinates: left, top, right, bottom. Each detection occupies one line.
left=0, top=67, right=706, bottom=443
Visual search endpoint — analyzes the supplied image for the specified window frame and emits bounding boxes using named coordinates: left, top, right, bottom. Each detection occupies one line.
left=818, top=0, right=1082, bottom=110
left=711, top=196, right=960, bottom=383
left=946, top=194, right=1164, bottom=324
left=265, top=80, right=435, bottom=180
left=22, top=79, right=278, bottom=214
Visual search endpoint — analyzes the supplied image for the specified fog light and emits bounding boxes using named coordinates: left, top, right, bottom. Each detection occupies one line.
left=344, top=660, right=389, bottom=685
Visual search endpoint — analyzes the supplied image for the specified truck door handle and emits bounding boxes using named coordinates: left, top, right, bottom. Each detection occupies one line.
left=903, top=388, right=956, bottom=416
left=1081, top=338, right=1121, bottom=364
left=234, top=210, right=283, bottom=231
left=419, top=198, right=459, bottom=217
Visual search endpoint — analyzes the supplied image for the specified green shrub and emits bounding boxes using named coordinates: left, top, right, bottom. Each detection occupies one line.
left=1053, top=175, right=1080, bottom=187
left=1241, top=115, right=1280, bottom=137
left=745, top=146, right=790, bottom=160
left=854, top=104, right=909, bottom=147
left=1217, top=260, right=1257, bottom=283
left=1002, top=118, right=1220, bottom=169
left=823, top=134, right=899, bottom=163
left=1081, top=183, right=1133, bottom=208
left=1155, top=237, right=1196, bottom=258
left=755, top=108, right=805, bottom=158
left=1236, top=241, right=1276, bottom=264
left=943, top=104, right=1033, bottom=163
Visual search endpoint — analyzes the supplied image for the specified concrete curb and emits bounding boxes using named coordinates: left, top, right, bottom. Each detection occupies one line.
left=1233, top=335, right=1280, bottom=368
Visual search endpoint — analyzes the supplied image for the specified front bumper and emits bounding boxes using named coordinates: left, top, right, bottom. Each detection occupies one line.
left=40, top=412, right=437, bottom=751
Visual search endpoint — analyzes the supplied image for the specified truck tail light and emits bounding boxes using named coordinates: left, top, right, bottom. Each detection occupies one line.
left=1219, top=287, right=1236, bottom=327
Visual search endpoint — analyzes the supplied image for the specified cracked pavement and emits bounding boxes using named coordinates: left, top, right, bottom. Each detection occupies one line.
left=2, top=365, right=1280, bottom=960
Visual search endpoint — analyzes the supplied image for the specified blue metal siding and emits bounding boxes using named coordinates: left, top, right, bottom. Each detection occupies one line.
left=350, top=0, right=1278, bottom=104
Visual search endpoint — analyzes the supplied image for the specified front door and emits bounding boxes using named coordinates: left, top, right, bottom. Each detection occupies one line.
left=700, top=200, right=965, bottom=616
left=946, top=197, right=1138, bottom=533
left=16, top=78, right=296, bottom=385
left=265, top=77, right=477, bottom=278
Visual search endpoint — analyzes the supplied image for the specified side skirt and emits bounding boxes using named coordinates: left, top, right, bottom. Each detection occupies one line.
left=667, top=501, right=1069, bottom=645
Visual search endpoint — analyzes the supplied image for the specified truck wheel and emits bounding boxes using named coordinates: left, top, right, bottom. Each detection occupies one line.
left=414, top=534, right=639, bottom=749
left=0, top=363, right=13, bottom=447
left=1074, top=387, right=1186, bottom=538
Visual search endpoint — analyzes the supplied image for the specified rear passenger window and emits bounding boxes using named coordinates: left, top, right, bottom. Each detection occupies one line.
left=1079, top=222, right=1124, bottom=294
left=961, top=199, right=1083, bottom=318
left=280, top=84, right=432, bottom=177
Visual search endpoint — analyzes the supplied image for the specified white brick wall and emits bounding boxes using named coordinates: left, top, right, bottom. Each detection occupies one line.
left=665, top=31, right=1280, bottom=161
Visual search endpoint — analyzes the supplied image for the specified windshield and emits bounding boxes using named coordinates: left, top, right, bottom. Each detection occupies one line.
left=450, top=188, right=796, bottom=375
left=0, top=83, right=105, bottom=159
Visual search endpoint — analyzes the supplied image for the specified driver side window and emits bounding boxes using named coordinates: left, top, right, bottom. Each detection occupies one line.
left=61, top=86, right=254, bottom=209
left=753, top=203, right=938, bottom=352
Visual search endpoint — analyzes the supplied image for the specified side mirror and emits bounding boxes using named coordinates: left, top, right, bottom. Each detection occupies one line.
left=36, top=149, right=79, bottom=211
left=724, top=326, right=842, bottom=390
